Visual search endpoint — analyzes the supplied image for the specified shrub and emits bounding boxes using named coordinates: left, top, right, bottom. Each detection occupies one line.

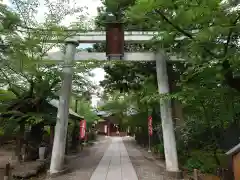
left=183, top=150, right=222, bottom=173
left=157, top=143, right=164, bottom=154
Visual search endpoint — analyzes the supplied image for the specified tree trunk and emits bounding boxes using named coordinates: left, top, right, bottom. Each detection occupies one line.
left=16, top=122, right=25, bottom=162
left=71, top=120, right=78, bottom=151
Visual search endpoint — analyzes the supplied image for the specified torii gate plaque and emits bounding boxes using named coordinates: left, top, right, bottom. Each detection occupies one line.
left=106, top=21, right=124, bottom=60
left=49, top=22, right=182, bottom=179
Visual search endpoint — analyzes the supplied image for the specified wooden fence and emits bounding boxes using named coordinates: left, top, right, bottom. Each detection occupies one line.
left=0, top=136, right=15, bottom=145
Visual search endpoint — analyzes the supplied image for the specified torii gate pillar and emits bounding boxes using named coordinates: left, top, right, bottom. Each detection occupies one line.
left=155, top=50, right=183, bottom=179
left=49, top=40, right=78, bottom=175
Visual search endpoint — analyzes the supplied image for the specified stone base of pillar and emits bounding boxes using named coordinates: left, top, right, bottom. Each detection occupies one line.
left=47, top=168, right=70, bottom=178
left=164, top=170, right=183, bottom=180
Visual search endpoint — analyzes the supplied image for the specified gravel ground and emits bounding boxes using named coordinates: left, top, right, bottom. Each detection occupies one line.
left=0, top=136, right=110, bottom=180
left=45, top=136, right=111, bottom=180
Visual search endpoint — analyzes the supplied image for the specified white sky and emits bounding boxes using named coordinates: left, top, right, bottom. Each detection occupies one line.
left=2, top=0, right=106, bottom=106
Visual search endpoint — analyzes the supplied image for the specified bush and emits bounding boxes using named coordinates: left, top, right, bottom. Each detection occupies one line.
left=134, top=128, right=149, bottom=147
left=157, top=143, right=164, bottom=154
left=152, top=143, right=164, bottom=154
left=183, top=150, right=223, bottom=173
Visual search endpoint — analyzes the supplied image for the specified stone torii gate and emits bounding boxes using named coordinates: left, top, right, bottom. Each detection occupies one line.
left=48, top=22, right=183, bottom=179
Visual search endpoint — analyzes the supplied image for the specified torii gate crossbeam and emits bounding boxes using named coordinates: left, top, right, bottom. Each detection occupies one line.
left=46, top=52, right=184, bottom=62
left=66, top=31, right=160, bottom=43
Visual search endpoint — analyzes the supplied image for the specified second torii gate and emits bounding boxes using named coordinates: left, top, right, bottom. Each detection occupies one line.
left=49, top=22, right=183, bottom=179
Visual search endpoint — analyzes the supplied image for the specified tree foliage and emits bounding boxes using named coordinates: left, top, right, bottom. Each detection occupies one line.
left=127, top=0, right=240, bottom=92
left=0, top=0, right=97, bottom=135
left=95, top=0, right=240, bottom=173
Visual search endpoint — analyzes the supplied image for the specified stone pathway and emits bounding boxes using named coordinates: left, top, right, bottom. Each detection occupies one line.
left=49, top=136, right=165, bottom=180
left=90, top=137, right=137, bottom=180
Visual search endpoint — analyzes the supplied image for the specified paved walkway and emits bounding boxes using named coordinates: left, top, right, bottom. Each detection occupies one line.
left=48, top=136, right=110, bottom=180
left=48, top=136, right=165, bottom=180
left=90, top=137, right=138, bottom=180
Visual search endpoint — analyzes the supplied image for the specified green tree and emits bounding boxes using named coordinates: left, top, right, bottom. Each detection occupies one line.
left=92, top=0, right=240, bottom=172
left=124, top=0, right=240, bottom=172
left=127, top=0, right=240, bottom=92
left=0, top=0, right=97, bottom=133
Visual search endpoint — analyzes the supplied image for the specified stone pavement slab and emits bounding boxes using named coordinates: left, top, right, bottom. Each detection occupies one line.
left=90, top=137, right=138, bottom=180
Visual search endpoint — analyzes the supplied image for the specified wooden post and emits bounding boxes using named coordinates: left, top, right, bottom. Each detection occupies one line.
left=4, top=163, right=10, bottom=180
left=193, top=169, right=198, bottom=180
left=21, top=144, right=26, bottom=162
left=16, top=122, right=25, bottom=162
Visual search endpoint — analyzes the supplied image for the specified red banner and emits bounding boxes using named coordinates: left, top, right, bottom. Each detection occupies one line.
left=148, top=116, right=153, bottom=136
left=79, top=120, right=86, bottom=139
left=148, top=116, right=152, bottom=126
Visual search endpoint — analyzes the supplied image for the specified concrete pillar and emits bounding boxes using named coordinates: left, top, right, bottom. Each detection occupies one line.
left=49, top=40, right=78, bottom=175
left=155, top=50, right=182, bottom=178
